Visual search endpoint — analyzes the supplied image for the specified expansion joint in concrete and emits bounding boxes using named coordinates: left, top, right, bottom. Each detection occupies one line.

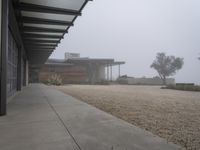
left=42, top=92, right=82, bottom=150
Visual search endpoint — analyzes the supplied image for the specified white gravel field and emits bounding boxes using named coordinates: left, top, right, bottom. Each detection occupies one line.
left=57, top=85, right=200, bottom=150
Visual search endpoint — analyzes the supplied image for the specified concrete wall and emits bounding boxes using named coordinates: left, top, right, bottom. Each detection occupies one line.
left=39, top=65, right=88, bottom=84
left=119, top=77, right=175, bottom=85
left=87, top=65, right=106, bottom=84
left=39, top=64, right=107, bottom=84
left=97, top=65, right=106, bottom=81
left=65, top=52, right=80, bottom=60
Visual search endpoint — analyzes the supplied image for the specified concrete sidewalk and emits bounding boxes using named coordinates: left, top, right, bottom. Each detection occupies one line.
left=0, top=84, right=183, bottom=150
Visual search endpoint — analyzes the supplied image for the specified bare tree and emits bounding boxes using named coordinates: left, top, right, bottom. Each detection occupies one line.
left=151, top=52, right=184, bottom=85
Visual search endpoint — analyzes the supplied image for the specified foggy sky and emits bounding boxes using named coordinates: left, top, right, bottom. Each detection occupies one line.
left=51, top=0, right=200, bottom=84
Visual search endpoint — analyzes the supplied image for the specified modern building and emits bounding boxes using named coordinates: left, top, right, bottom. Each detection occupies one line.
left=39, top=53, right=125, bottom=84
left=0, top=0, right=92, bottom=116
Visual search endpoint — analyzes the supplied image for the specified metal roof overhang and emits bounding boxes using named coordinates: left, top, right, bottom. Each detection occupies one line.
left=66, top=59, right=125, bottom=66
left=13, top=0, right=92, bottom=65
left=111, top=61, right=126, bottom=66
left=66, top=58, right=115, bottom=65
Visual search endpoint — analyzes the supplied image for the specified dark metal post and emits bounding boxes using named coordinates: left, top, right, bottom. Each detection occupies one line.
left=118, top=64, right=121, bottom=78
left=107, top=64, right=109, bottom=81
left=23, top=59, right=29, bottom=86
left=17, top=47, right=22, bottom=91
left=26, top=60, right=29, bottom=85
left=110, top=65, right=112, bottom=81
left=23, top=59, right=26, bottom=86
left=0, top=0, right=9, bottom=116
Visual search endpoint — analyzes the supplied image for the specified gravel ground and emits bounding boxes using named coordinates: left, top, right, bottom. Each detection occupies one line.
left=56, top=85, right=200, bottom=150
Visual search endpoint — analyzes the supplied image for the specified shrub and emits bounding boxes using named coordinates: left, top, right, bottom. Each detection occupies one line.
left=163, top=83, right=200, bottom=92
left=95, top=79, right=110, bottom=85
left=117, top=77, right=128, bottom=84
left=47, top=74, right=63, bottom=86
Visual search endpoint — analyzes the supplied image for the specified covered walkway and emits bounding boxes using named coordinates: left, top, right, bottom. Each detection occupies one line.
left=0, top=84, right=182, bottom=150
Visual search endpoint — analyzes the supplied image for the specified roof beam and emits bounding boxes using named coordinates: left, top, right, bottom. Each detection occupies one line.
left=24, top=42, right=58, bottom=46
left=24, top=39, right=60, bottom=43
left=21, top=16, right=73, bottom=26
left=22, top=33, right=62, bottom=39
left=26, top=50, right=55, bottom=52
left=25, top=45, right=56, bottom=49
left=16, top=2, right=81, bottom=16
left=24, top=43, right=57, bottom=47
left=25, top=46, right=56, bottom=49
left=27, top=49, right=54, bottom=52
left=23, top=26, right=66, bottom=33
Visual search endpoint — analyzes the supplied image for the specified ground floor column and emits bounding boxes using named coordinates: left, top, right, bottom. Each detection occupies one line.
left=0, top=0, right=9, bottom=116
left=110, top=65, right=112, bottom=81
left=17, top=47, right=22, bottom=91
left=118, top=64, right=121, bottom=78
left=26, top=60, right=29, bottom=85
left=107, top=64, right=109, bottom=81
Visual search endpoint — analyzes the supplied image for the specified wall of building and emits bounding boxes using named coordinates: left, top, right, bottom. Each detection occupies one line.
left=118, top=77, right=175, bottom=85
left=85, top=64, right=106, bottom=84
left=39, top=63, right=107, bottom=84
left=1, top=1, right=29, bottom=115
left=97, top=65, right=106, bottom=81
left=39, top=65, right=88, bottom=84
left=65, top=52, right=80, bottom=60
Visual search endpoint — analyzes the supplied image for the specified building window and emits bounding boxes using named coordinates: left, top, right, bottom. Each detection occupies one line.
left=7, top=30, right=18, bottom=97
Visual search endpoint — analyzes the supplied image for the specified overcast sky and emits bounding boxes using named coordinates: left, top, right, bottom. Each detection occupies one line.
left=51, top=0, right=200, bottom=84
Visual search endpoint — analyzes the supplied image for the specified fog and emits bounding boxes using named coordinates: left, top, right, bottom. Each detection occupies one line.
left=51, top=0, right=200, bottom=84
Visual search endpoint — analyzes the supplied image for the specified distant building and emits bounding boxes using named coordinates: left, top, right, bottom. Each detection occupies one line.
left=39, top=53, right=125, bottom=84
left=117, top=76, right=175, bottom=85
left=65, top=52, right=80, bottom=60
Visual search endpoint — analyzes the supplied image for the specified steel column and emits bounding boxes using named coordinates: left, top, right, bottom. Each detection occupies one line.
left=0, top=0, right=9, bottom=116
left=26, top=60, right=29, bottom=85
left=17, top=47, right=22, bottom=91
left=118, top=64, right=121, bottom=78
left=110, top=65, right=112, bottom=81
left=107, top=64, right=109, bottom=81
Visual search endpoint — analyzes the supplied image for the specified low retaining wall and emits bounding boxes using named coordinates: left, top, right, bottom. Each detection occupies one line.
left=118, top=77, right=175, bottom=85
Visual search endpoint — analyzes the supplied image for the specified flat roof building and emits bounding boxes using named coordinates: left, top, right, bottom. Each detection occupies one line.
left=39, top=53, right=125, bottom=84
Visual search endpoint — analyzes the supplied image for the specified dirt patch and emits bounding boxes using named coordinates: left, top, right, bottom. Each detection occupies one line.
left=56, top=85, right=200, bottom=150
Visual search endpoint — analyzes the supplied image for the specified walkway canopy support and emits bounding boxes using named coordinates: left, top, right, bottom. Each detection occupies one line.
left=0, top=0, right=92, bottom=116
left=107, top=61, right=125, bottom=82
left=118, top=64, right=121, bottom=78
left=0, top=0, right=9, bottom=116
